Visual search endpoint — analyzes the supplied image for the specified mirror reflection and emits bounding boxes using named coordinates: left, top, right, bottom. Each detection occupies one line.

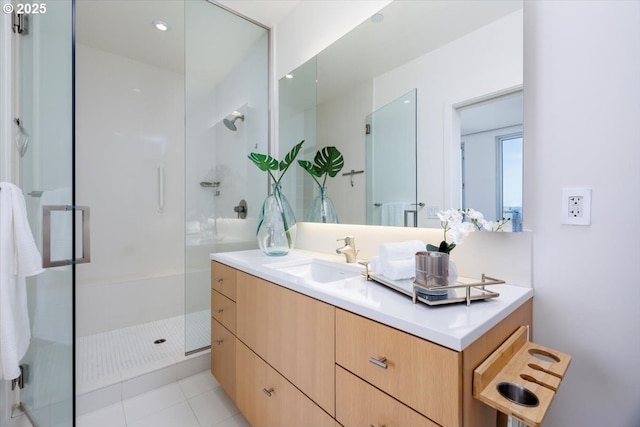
left=279, top=0, right=523, bottom=229
left=366, top=90, right=417, bottom=227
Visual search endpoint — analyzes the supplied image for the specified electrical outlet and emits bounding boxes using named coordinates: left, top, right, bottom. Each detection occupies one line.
left=427, top=206, right=440, bottom=219
left=568, top=196, right=583, bottom=217
left=561, top=188, right=591, bottom=225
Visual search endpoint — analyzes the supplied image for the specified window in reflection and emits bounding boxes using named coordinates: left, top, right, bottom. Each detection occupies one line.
left=499, top=134, right=523, bottom=231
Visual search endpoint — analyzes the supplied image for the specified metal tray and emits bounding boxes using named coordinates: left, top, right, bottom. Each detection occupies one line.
left=366, top=272, right=504, bottom=306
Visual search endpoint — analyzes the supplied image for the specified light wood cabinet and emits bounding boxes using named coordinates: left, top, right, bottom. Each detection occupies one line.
left=211, top=318, right=236, bottom=400
left=236, top=340, right=337, bottom=427
left=211, top=261, right=237, bottom=301
left=336, top=366, right=439, bottom=427
left=210, top=261, right=238, bottom=400
left=211, top=290, right=236, bottom=333
left=336, top=308, right=460, bottom=427
left=236, top=271, right=336, bottom=415
left=211, top=260, right=533, bottom=427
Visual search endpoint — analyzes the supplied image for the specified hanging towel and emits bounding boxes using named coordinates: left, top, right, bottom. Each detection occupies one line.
left=0, top=182, right=45, bottom=380
left=380, top=202, right=408, bottom=226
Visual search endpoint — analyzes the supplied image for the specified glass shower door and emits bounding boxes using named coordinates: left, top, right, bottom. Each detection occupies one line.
left=15, top=1, right=75, bottom=426
left=365, top=89, right=417, bottom=227
left=184, top=1, right=269, bottom=354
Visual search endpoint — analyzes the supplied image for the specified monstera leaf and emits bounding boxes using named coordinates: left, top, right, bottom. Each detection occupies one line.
left=279, top=140, right=304, bottom=173
left=298, top=146, right=344, bottom=187
left=248, top=140, right=304, bottom=185
left=248, top=152, right=278, bottom=172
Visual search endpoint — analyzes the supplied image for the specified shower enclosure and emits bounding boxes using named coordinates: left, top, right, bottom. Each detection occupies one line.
left=1, top=0, right=268, bottom=425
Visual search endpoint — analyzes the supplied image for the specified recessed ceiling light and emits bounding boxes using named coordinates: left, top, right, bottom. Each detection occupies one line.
left=371, top=13, right=384, bottom=23
left=152, top=20, right=170, bottom=32
left=285, top=74, right=294, bottom=79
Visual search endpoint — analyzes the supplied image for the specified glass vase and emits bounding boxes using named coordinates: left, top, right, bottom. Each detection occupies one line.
left=257, top=184, right=297, bottom=256
left=305, top=186, right=339, bottom=223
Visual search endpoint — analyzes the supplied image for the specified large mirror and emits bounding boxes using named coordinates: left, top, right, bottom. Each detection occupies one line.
left=279, top=0, right=523, bottom=229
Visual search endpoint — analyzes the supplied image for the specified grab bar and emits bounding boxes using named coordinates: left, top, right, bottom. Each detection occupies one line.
left=157, top=164, right=164, bottom=212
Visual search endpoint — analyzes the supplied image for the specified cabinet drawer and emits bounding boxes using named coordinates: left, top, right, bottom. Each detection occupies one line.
left=235, top=341, right=336, bottom=427
left=336, top=366, right=439, bottom=427
left=211, top=290, right=236, bottom=333
left=336, top=309, right=461, bottom=427
left=211, top=261, right=237, bottom=301
left=236, top=272, right=335, bottom=416
left=211, top=318, right=235, bottom=401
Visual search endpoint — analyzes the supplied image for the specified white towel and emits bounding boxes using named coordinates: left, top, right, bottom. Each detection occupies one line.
left=378, top=240, right=425, bottom=261
left=0, top=182, right=45, bottom=380
left=380, top=202, right=408, bottom=226
left=370, top=256, right=383, bottom=275
left=382, top=259, right=415, bottom=280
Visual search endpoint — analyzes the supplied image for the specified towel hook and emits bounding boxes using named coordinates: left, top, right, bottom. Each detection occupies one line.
left=14, top=118, right=29, bottom=158
left=341, top=169, right=364, bottom=187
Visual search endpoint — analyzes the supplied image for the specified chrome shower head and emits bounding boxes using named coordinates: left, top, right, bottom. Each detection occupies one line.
left=223, top=114, right=245, bottom=131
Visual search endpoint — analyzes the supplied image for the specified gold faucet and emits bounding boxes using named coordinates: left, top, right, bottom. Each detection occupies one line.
left=336, top=236, right=358, bottom=263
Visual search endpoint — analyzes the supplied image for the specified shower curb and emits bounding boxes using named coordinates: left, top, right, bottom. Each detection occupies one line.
left=76, top=350, right=210, bottom=416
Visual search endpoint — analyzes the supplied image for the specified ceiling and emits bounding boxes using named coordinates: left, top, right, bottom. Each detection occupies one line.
left=75, top=0, right=283, bottom=86
left=314, top=0, right=522, bottom=105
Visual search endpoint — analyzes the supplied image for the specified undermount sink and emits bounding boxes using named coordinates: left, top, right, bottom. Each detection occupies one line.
left=264, top=257, right=379, bottom=308
left=265, top=258, right=363, bottom=285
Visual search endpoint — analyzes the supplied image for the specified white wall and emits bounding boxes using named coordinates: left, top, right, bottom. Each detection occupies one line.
left=525, top=1, right=640, bottom=425
left=76, top=44, right=185, bottom=287
left=75, top=44, right=185, bottom=335
left=275, top=1, right=640, bottom=425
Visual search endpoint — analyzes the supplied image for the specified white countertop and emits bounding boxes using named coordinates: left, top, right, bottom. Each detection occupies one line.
left=211, top=249, right=533, bottom=352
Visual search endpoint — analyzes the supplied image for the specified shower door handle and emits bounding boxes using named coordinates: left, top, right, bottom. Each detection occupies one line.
left=42, top=205, right=91, bottom=268
left=403, top=209, right=417, bottom=227
left=157, top=165, right=165, bottom=212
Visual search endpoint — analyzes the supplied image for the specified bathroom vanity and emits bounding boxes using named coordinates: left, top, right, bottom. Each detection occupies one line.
left=210, top=249, right=533, bottom=427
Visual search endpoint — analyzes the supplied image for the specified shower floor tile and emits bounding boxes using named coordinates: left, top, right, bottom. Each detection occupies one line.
left=76, top=311, right=210, bottom=395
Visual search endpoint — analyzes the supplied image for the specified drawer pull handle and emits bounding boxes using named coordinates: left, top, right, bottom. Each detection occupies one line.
left=369, top=356, right=388, bottom=369
left=214, top=278, right=223, bottom=283
left=214, top=339, right=223, bottom=345
left=370, top=425, right=387, bottom=427
left=215, top=308, right=224, bottom=314
left=262, top=387, right=274, bottom=397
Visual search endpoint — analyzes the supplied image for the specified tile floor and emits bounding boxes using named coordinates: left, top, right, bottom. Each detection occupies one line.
left=76, top=370, right=249, bottom=427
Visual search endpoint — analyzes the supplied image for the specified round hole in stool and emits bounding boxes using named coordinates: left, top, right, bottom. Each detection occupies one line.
left=497, top=382, right=539, bottom=407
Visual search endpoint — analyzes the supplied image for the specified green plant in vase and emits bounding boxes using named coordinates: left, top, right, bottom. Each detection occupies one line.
left=248, top=140, right=304, bottom=255
left=298, top=146, right=344, bottom=223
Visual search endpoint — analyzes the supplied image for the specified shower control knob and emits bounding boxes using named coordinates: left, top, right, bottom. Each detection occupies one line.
left=233, top=199, right=248, bottom=219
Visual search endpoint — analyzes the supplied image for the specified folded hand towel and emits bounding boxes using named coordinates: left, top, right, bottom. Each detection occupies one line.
left=370, top=256, right=383, bottom=275
left=378, top=240, right=425, bottom=261
left=382, top=258, right=415, bottom=280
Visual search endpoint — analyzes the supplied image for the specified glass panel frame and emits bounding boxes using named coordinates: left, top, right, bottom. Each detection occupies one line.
left=17, top=1, right=75, bottom=425
left=184, top=1, right=270, bottom=354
